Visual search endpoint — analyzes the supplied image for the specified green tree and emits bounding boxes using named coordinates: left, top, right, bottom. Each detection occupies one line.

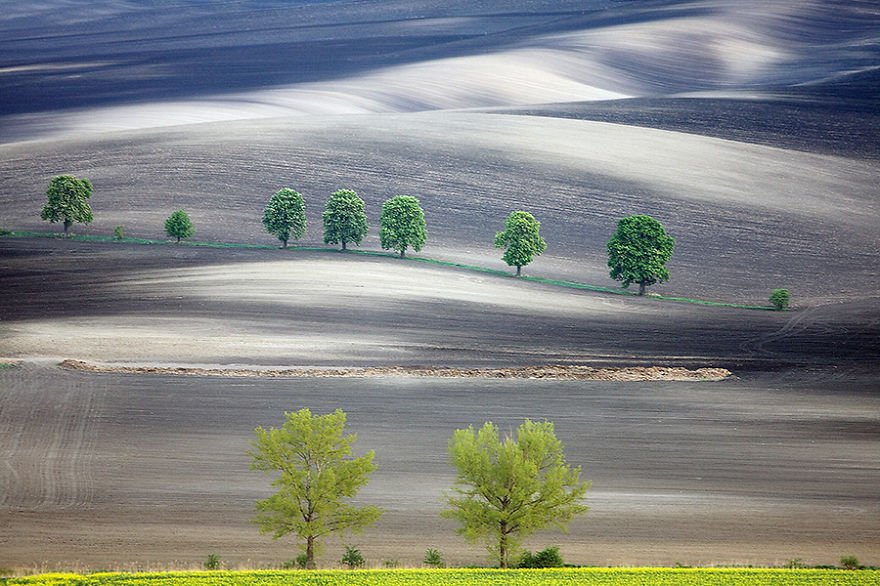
left=494, top=211, right=546, bottom=277
left=263, top=188, right=307, bottom=249
left=442, top=420, right=589, bottom=568
left=323, top=189, right=368, bottom=251
left=164, top=209, right=194, bottom=243
left=379, top=195, right=427, bottom=258
left=40, top=175, right=93, bottom=236
left=249, top=408, right=382, bottom=570
left=607, top=214, right=675, bottom=295
left=769, top=288, right=790, bottom=311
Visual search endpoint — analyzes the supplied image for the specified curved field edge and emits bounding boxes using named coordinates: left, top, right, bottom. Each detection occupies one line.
left=0, top=232, right=777, bottom=311
left=5, top=569, right=879, bottom=585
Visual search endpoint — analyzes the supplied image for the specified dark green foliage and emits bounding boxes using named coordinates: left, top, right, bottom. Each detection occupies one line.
left=323, top=189, right=368, bottom=250
left=263, top=188, right=307, bottom=248
left=379, top=195, right=427, bottom=258
left=607, top=215, right=675, bottom=295
left=424, top=548, right=445, bottom=568
left=341, top=545, right=365, bottom=569
left=281, top=554, right=309, bottom=569
left=203, top=554, right=221, bottom=570
left=41, top=175, right=93, bottom=235
left=114, top=225, right=124, bottom=240
left=840, top=555, right=861, bottom=570
left=518, top=547, right=564, bottom=568
left=164, top=209, right=194, bottom=243
left=0, top=228, right=12, bottom=236
left=494, top=211, right=546, bottom=277
left=770, top=288, right=791, bottom=310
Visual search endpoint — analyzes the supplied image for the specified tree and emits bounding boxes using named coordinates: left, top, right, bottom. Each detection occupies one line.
left=41, top=175, right=93, bottom=236
left=322, top=189, right=368, bottom=250
left=442, top=419, right=589, bottom=568
left=263, top=188, right=307, bottom=248
left=379, top=195, right=427, bottom=258
left=494, top=211, right=546, bottom=277
left=164, top=209, right=194, bottom=243
left=249, top=408, right=382, bottom=569
left=769, top=288, right=790, bottom=311
left=607, top=214, right=675, bottom=295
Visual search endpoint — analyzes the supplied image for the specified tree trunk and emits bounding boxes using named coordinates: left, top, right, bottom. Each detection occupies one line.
left=177, top=236, right=181, bottom=243
left=515, top=265, right=521, bottom=277
left=341, top=240, right=347, bottom=251
left=282, top=239, right=288, bottom=249
left=499, top=523, right=508, bottom=568
left=639, top=281, right=646, bottom=296
left=399, top=249, right=405, bottom=258
left=306, top=536, right=316, bottom=569
left=63, top=219, right=72, bottom=236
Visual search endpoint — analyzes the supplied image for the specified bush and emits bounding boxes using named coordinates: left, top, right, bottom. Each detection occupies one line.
left=114, top=225, right=124, bottom=240
left=424, top=548, right=444, bottom=568
left=840, top=555, right=861, bottom=570
left=342, top=544, right=365, bottom=569
left=770, top=288, right=790, bottom=310
left=204, top=553, right=221, bottom=570
left=382, top=559, right=399, bottom=569
left=785, top=558, right=804, bottom=569
left=0, top=228, right=12, bottom=236
left=280, top=554, right=308, bottom=570
left=518, top=546, right=564, bottom=568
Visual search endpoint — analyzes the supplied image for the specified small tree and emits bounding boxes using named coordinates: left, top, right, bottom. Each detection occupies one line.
left=41, top=175, right=93, bottom=236
left=204, top=553, right=221, bottom=570
left=114, top=225, right=125, bottom=240
left=249, top=408, right=382, bottom=570
left=379, top=195, right=427, bottom=258
left=164, top=209, right=194, bottom=243
left=770, top=288, right=790, bottom=311
left=442, top=419, right=589, bottom=568
left=423, top=548, right=444, bottom=568
left=607, top=214, right=674, bottom=295
left=840, top=555, right=860, bottom=570
left=323, top=189, right=368, bottom=250
left=263, top=187, right=307, bottom=248
left=494, top=211, right=547, bottom=277
left=341, top=544, right=365, bottom=569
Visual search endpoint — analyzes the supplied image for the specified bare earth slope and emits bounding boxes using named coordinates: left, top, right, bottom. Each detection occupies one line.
left=0, top=0, right=879, bottom=571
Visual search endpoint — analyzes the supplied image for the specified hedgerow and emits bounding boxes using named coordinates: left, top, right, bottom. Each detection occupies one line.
left=5, top=568, right=880, bottom=586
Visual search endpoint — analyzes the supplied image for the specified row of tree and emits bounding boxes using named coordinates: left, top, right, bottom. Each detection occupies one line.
left=250, top=408, right=589, bottom=569
left=40, top=175, right=678, bottom=295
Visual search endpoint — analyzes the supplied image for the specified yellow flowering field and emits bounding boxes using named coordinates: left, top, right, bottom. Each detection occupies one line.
left=4, top=568, right=880, bottom=586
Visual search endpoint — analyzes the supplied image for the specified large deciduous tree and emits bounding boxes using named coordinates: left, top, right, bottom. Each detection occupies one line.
left=41, top=175, right=93, bottom=236
left=164, top=209, right=195, bottom=243
left=379, top=195, right=427, bottom=258
left=494, top=211, right=546, bottom=277
left=442, top=420, right=589, bottom=568
left=263, top=188, right=307, bottom=248
left=607, top=214, right=675, bottom=295
left=249, top=408, right=382, bottom=569
left=322, top=189, right=368, bottom=251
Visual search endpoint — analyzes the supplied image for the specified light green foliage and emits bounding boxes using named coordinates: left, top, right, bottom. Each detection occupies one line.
left=379, top=195, right=427, bottom=258
left=442, top=420, right=589, bottom=568
left=249, top=408, right=381, bottom=569
left=263, top=188, right=307, bottom=249
left=10, top=568, right=880, bottom=585
left=607, top=215, right=675, bottom=295
left=840, top=556, right=861, bottom=570
left=164, top=209, right=194, bottom=243
left=203, top=553, right=221, bottom=570
left=41, top=175, right=93, bottom=235
left=113, top=225, right=124, bottom=240
left=423, top=548, right=445, bottom=568
left=494, top=211, right=546, bottom=277
left=770, top=289, right=791, bottom=311
left=322, top=189, right=368, bottom=250
left=341, top=544, right=365, bottom=569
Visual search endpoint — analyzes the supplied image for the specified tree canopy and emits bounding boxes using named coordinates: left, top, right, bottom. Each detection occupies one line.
left=494, top=211, right=546, bottom=276
left=164, top=209, right=195, bottom=243
left=442, top=419, right=589, bottom=568
left=607, top=214, right=675, bottom=295
left=263, top=188, right=307, bottom=248
left=379, top=195, right=427, bottom=258
left=249, top=408, right=381, bottom=569
left=322, top=189, right=368, bottom=250
left=40, top=175, right=93, bottom=235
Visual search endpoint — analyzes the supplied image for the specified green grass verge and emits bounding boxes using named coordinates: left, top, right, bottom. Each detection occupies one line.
left=1, top=231, right=778, bottom=311
left=4, top=568, right=879, bottom=586
left=0, top=363, right=19, bottom=370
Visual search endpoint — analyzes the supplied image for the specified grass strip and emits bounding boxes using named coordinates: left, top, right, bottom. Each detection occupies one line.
left=5, top=568, right=880, bottom=586
left=1, top=231, right=777, bottom=311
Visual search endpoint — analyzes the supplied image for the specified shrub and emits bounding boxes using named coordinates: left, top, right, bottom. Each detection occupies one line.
left=424, top=548, right=445, bottom=568
left=518, top=546, right=564, bottom=568
left=114, top=225, right=124, bottom=240
left=841, top=555, right=861, bottom=570
left=203, top=553, right=221, bottom=570
left=0, top=228, right=12, bottom=236
left=280, top=555, right=307, bottom=570
left=342, top=544, right=365, bottom=569
left=382, top=559, right=399, bottom=569
left=770, top=288, right=790, bottom=310
left=785, top=558, right=804, bottom=569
